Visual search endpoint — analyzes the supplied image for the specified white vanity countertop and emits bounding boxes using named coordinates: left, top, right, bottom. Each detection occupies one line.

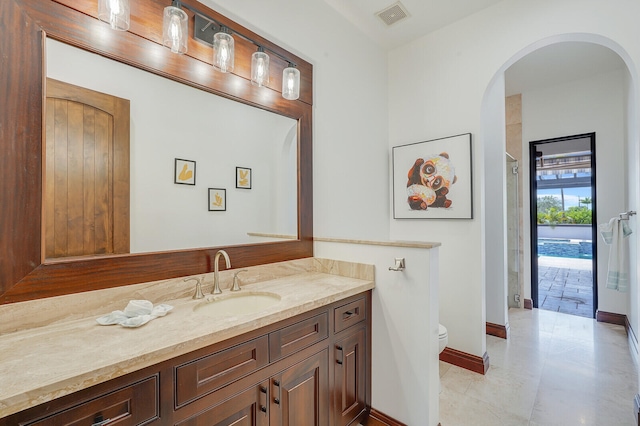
left=0, top=258, right=374, bottom=418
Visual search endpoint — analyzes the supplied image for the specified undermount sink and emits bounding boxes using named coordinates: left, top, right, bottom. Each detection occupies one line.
left=193, top=292, right=282, bottom=317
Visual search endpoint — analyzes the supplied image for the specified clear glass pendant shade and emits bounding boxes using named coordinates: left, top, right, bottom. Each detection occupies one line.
left=282, top=66, right=300, bottom=100
left=213, top=32, right=235, bottom=73
left=251, top=50, right=270, bottom=87
left=98, top=0, right=130, bottom=31
left=162, top=6, right=188, bottom=54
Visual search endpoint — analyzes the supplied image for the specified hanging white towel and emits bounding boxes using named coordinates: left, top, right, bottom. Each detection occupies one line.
left=599, top=217, right=632, bottom=292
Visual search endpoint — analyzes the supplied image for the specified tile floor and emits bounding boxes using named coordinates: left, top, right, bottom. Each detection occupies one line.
left=537, top=256, right=594, bottom=318
left=439, top=308, right=638, bottom=425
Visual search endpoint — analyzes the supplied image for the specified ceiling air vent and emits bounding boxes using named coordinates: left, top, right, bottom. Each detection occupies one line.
left=376, top=2, right=410, bottom=27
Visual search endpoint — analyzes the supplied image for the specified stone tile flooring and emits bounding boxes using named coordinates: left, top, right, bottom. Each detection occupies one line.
left=439, top=308, right=637, bottom=425
left=537, top=256, right=594, bottom=318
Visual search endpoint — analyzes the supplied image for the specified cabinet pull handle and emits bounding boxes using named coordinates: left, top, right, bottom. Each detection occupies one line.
left=336, top=345, right=344, bottom=365
left=260, top=385, right=268, bottom=414
left=92, top=418, right=111, bottom=426
left=273, top=379, right=281, bottom=405
left=343, top=308, right=358, bottom=320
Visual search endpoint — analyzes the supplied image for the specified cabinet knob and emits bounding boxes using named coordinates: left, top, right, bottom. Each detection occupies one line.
left=260, top=386, right=267, bottom=394
left=274, top=398, right=280, bottom=404
left=273, top=380, right=280, bottom=386
left=260, top=405, right=267, bottom=413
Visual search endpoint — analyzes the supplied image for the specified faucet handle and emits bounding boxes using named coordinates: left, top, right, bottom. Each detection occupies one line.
left=231, top=269, right=249, bottom=292
left=184, top=276, right=205, bottom=299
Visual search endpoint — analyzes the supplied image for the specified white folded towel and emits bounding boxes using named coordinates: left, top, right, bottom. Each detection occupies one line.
left=599, top=217, right=632, bottom=292
left=97, top=300, right=173, bottom=328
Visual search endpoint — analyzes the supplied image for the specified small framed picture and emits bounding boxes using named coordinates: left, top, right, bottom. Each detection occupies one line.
left=175, top=158, right=196, bottom=185
left=236, top=167, right=252, bottom=189
left=208, top=188, right=226, bottom=211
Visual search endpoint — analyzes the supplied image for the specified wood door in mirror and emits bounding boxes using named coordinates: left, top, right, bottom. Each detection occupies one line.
left=0, top=0, right=313, bottom=304
left=45, top=78, right=130, bottom=259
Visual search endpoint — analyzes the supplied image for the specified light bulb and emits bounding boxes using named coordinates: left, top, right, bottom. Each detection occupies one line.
left=109, top=0, right=120, bottom=16
left=282, top=66, right=300, bottom=100
left=98, top=0, right=130, bottom=31
left=220, top=40, right=229, bottom=62
left=162, top=6, right=188, bottom=54
left=251, top=50, right=270, bottom=87
left=168, top=15, right=183, bottom=53
left=213, top=32, right=235, bottom=73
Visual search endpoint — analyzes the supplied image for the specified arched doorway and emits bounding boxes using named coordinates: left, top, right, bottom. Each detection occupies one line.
left=482, top=34, right=637, bottom=331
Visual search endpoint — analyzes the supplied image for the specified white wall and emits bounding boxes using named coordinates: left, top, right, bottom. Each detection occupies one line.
left=388, top=0, right=640, bottom=358
left=47, top=39, right=297, bottom=252
left=315, top=241, right=440, bottom=426
left=202, top=0, right=390, bottom=242
left=483, top=73, right=509, bottom=327
left=625, top=68, right=640, bottom=350
left=520, top=69, right=628, bottom=315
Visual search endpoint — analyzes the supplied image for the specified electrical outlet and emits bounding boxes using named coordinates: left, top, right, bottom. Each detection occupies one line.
left=514, top=294, right=521, bottom=303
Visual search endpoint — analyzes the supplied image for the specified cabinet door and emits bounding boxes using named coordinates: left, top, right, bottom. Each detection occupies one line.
left=176, top=380, right=269, bottom=426
left=270, top=349, right=329, bottom=426
left=334, top=328, right=366, bottom=426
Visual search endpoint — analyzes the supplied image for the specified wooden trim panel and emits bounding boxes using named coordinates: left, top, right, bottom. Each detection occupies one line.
left=486, top=321, right=510, bottom=339
left=635, top=394, right=640, bottom=426
left=364, top=408, right=407, bottom=426
left=596, top=310, right=627, bottom=326
left=524, top=299, right=533, bottom=310
left=439, top=347, right=490, bottom=375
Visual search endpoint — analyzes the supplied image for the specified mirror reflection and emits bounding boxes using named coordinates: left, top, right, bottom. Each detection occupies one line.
left=46, top=39, right=298, bottom=259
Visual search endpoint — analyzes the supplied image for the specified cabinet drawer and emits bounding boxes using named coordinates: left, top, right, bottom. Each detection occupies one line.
left=269, top=312, right=328, bottom=362
left=175, top=335, right=269, bottom=408
left=334, top=297, right=366, bottom=333
left=25, top=375, right=159, bottom=426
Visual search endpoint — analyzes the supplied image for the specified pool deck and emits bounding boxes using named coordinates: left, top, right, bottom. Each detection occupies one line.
left=537, top=255, right=594, bottom=318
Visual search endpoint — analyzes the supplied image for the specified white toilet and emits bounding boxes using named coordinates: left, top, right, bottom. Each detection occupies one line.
left=438, top=324, right=448, bottom=353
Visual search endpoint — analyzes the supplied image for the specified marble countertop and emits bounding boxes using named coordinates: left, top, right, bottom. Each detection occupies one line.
left=0, top=258, right=374, bottom=418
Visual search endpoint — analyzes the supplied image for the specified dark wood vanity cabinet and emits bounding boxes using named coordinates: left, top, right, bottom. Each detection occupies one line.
left=1, top=291, right=371, bottom=426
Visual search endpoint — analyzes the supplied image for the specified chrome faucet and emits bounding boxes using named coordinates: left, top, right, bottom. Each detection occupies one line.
left=212, top=250, right=231, bottom=294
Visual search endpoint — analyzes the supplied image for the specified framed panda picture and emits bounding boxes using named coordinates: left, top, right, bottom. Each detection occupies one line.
left=392, top=133, right=473, bottom=219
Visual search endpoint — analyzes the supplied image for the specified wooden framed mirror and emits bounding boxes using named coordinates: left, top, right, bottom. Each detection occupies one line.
left=0, top=0, right=313, bottom=304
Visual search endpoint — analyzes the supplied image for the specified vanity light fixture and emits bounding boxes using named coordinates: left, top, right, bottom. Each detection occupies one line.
left=251, top=47, right=270, bottom=87
left=98, top=0, right=130, bottom=31
left=282, top=64, right=300, bottom=100
left=102, top=0, right=301, bottom=99
left=162, top=5, right=188, bottom=54
left=212, top=26, right=234, bottom=73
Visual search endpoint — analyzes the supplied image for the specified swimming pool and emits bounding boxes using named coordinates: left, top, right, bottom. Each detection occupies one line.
left=537, top=238, right=593, bottom=259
